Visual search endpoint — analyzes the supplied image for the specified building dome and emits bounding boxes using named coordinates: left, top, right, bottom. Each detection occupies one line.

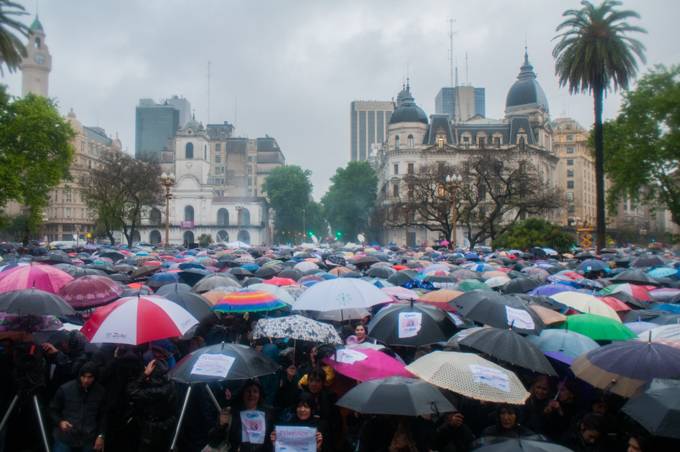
left=389, top=82, right=429, bottom=125
left=505, top=50, right=549, bottom=113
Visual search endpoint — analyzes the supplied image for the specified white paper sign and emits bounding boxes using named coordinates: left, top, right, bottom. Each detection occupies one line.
left=336, top=349, right=368, bottom=365
left=241, top=410, right=266, bottom=444
left=275, top=425, right=317, bottom=452
left=505, top=306, right=536, bottom=330
left=469, top=364, right=510, bottom=392
left=398, top=312, right=423, bottom=338
left=190, top=354, right=236, bottom=378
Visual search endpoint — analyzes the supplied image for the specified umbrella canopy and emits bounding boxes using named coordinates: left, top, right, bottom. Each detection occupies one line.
left=192, top=274, right=241, bottom=293
left=600, top=283, right=651, bottom=302
left=293, top=278, right=392, bottom=312
left=637, top=324, right=680, bottom=342
left=148, top=271, right=180, bottom=289
left=529, top=284, right=579, bottom=297
left=368, top=303, right=456, bottom=347
left=571, top=341, right=680, bottom=397
left=406, top=351, right=529, bottom=405
left=647, top=267, right=678, bottom=279
left=559, top=314, right=636, bottom=341
left=246, top=283, right=296, bottom=305
left=336, top=376, right=455, bottom=416
left=458, top=328, right=556, bottom=375
left=549, top=292, right=621, bottom=321
left=452, top=292, right=545, bottom=335
left=252, top=315, right=341, bottom=344
left=527, top=329, right=599, bottom=364
left=323, top=348, right=412, bottom=381
left=625, top=321, right=659, bottom=335
left=162, top=289, right=215, bottom=322
left=313, top=308, right=371, bottom=322
left=155, top=283, right=193, bottom=296
left=471, top=438, right=574, bottom=452
left=263, top=276, right=297, bottom=287
left=457, top=279, right=490, bottom=292
left=81, top=295, right=198, bottom=345
left=0, top=263, right=73, bottom=294
left=622, top=379, right=680, bottom=439
left=528, top=305, right=566, bottom=326
left=632, top=256, right=665, bottom=268
left=212, top=289, right=287, bottom=313
left=170, top=342, right=279, bottom=384
left=577, top=259, right=610, bottom=272
left=58, top=275, right=123, bottom=309
left=0, top=288, right=76, bottom=316
left=501, top=277, right=541, bottom=294
left=611, top=269, right=659, bottom=286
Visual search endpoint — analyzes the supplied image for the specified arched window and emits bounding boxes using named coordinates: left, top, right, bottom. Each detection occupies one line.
left=132, top=230, right=141, bottom=244
left=204, top=145, right=207, bottom=160
left=237, top=208, right=250, bottom=226
left=185, top=142, right=194, bottom=159
left=184, top=205, right=194, bottom=222
left=149, top=230, right=162, bottom=244
left=407, top=134, right=414, bottom=148
left=217, top=208, right=229, bottom=226
left=394, top=135, right=400, bottom=150
left=183, top=231, right=195, bottom=246
left=237, top=230, right=251, bottom=244
left=217, top=230, right=229, bottom=242
left=149, top=208, right=162, bottom=226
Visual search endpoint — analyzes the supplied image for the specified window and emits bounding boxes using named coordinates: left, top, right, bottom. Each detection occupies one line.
left=184, top=205, right=194, bottom=222
left=215, top=152, right=221, bottom=163
left=392, top=183, right=399, bottom=197
left=395, top=135, right=400, bottom=150
left=568, top=205, right=576, bottom=214
left=149, top=208, right=162, bottom=225
left=567, top=134, right=574, bottom=141
left=437, top=135, right=445, bottom=149
left=215, top=143, right=221, bottom=152
left=567, top=159, right=574, bottom=166
left=407, top=163, right=414, bottom=174
left=185, top=142, right=194, bottom=159
left=478, top=136, right=486, bottom=147
left=566, top=146, right=575, bottom=154
left=408, top=184, right=414, bottom=199
left=64, top=188, right=72, bottom=202
left=566, top=192, right=574, bottom=201
left=65, top=207, right=71, bottom=218
left=237, top=208, right=250, bottom=226
left=462, top=136, right=470, bottom=144
left=217, top=208, right=229, bottom=226
left=567, top=169, right=574, bottom=177
left=393, top=164, right=399, bottom=175
left=494, top=136, right=501, bottom=147
left=567, top=181, right=575, bottom=189
left=407, top=134, right=414, bottom=148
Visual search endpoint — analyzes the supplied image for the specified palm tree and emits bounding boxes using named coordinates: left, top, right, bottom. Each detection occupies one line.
left=553, top=0, right=646, bottom=251
left=0, top=0, right=29, bottom=74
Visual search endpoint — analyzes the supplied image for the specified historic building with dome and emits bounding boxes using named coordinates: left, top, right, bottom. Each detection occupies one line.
left=373, top=50, right=559, bottom=247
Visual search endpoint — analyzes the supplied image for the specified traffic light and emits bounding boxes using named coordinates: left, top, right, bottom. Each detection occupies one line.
left=308, top=231, right=314, bottom=238
left=335, top=231, right=342, bottom=239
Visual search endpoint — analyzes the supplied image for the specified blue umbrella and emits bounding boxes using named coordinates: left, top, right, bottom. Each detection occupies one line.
left=529, top=283, right=584, bottom=297
left=652, top=303, right=680, bottom=314
left=577, top=259, right=609, bottom=272
left=648, top=267, right=678, bottom=279
left=148, top=271, right=179, bottom=288
left=241, top=263, right=260, bottom=272
left=624, top=321, right=659, bottom=335
left=527, top=329, right=599, bottom=364
left=178, top=262, right=206, bottom=270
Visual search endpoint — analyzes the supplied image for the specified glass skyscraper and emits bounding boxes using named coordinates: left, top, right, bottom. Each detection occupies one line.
left=350, top=100, right=394, bottom=161
left=135, top=98, right=182, bottom=160
left=435, top=86, right=485, bottom=122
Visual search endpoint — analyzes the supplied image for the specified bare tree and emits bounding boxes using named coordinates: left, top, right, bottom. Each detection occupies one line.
left=378, top=154, right=561, bottom=249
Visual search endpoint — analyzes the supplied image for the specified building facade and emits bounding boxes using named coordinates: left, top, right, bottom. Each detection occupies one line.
left=435, top=86, right=485, bottom=122
left=374, top=51, right=558, bottom=247
left=135, top=98, right=181, bottom=160
left=19, top=17, right=51, bottom=97
left=350, top=100, right=394, bottom=161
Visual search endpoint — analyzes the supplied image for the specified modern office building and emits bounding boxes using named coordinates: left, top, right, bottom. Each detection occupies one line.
left=166, top=95, right=192, bottom=128
left=435, top=86, right=485, bottom=122
left=350, top=100, right=394, bottom=161
left=135, top=98, right=181, bottom=160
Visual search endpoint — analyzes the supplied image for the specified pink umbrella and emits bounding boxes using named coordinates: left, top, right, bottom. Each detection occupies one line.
left=323, top=347, right=412, bottom=381
left=81, top=295, right=198, bottom=345
left=0, top=263, right=73, bottom=294
left=58, top=275, right=124, bottom=309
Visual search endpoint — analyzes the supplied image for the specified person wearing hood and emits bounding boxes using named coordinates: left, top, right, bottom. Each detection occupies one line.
left=479, top=405, right=535, bottom=441
left=127, top=358, right=178, bottom=452
left=49, top=361, right=107, bottom=452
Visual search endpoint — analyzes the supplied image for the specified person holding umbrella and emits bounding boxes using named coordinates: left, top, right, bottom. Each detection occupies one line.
left=271, top=392, right=326, bottom=451
left=479, top=405, right=534, bottom=441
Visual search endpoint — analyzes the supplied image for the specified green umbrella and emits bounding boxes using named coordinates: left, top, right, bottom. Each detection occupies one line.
left=558, top=314, right=636, bottom=341
left=456, top=279, right=491, bottom=292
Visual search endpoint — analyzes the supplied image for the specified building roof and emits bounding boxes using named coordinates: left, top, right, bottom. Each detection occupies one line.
left=30, top=16, right=44, bottom=33
left=389, top=82, right=428, bottom=125
left=505, top=49, right=549, bottom=113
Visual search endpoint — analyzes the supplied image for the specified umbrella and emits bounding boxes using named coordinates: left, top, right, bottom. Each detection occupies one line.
left=577, top=259, right=609, bottom=272
left=648, top=287, right=680, bottom=302
left=368, top=303, right=456, bottom=347
left=382, top=286, right=420, bottom=301
left=277, top=268, right=303, bottom=281
left=162, top=289, right=215, bottom=321
left=293, top=278, right=392, bottom=312
left=252, top=315, right=342, bottom=344
left=527, top=329, right=599, bottom=365
left=571, top=341, right=680, bottom=397
left=452, top=292, right=545, bottom=335
left=637, top=324, right=680, bottom=342
left=0, top=263, right=73, bottom=294
left=549, top=292, right=621, bottom=321
left=336, top=376, right=455, bottom=416
left=622, top=379, right=680, bottom=439
left=0, top=288, right=76, bottom=316
left=648, top=267, right=678, bottom=279
left=457, top=279, right=490, bottom=292
left=527, top=305, right=566, bottom=326
left=458, top=328, right=556, bottom=375
left=246, top=283, right=296, bottom=305
left=471, top=438, right=574, bottom=452
left=178, top=269, right=213, bottom=287
left=323, top=348, right=412, bottom=381
left=406, top=351, right=529, bottom=405
left=528, top=284, right=579, bottom=297
left=81, top=295, right=198, bottom=345
left=58, top=275, right=123, bottom=309
left=263, top=276, right=296, bottom=287
left=313, top=308, right=371, bottom=322
left=192, top=274, right=241, bottom=293
left=624, top=321, right=658, bottom=335
left=611, top=269, right=659, bottom=286
left=597, top=296, right=632, bottom=313
left=170, top=342, right=279, bottom=384
left=501, top=278, right=541, bottom=294
left=559, top=314, right=636, bottom=341
left=155, top=283, right=193, bottom=296
left=212, top=289, right=287, bottom=313
left=600, top=283, right=651, bottom=302
left=485, top=276, right=511, bottom=289
left=632, top=256, right=665, bottom=268
left=148, top=271, right=180, bottom=289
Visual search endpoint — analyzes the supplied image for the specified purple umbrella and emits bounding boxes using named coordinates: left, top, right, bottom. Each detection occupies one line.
left=529, top=283, right=581, bottom=297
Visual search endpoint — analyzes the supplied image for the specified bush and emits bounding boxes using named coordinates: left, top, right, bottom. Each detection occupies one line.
left=493, top=218, right=575, bottom=253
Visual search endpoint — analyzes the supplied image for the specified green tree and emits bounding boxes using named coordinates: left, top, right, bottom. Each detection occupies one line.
left=198, top=233, right=213, bottom=247
left=0, top=1, right=29, bottom=74
left=0, top=88, right=75, bottom=244
left=262, top=165, right=313, bottom=243
left=553, top=0, right=646, bottom=251
left=603, top=65, right=680, bottom=226
left=322, top=161, right=377, bottom=241
left=493, top=218, right=576, bottom=253
left=304, top=200, right=328, bottom=240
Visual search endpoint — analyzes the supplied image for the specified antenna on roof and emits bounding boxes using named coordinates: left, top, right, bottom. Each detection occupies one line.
left=465, top=52, right=469, bottom=86
left=234, top=96, right=238, bottom=128
left=448, top=18, right=456, bottom=88
left=207, top=61, right=211, bottom=124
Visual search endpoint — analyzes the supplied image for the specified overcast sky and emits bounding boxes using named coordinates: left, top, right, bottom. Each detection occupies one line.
left=3, top=0, right=679, bottom=199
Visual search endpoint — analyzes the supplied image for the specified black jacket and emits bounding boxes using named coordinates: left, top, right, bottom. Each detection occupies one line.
left=49, top=379, right=107, bottom=447
left=127, top=373, right=177, bottom=447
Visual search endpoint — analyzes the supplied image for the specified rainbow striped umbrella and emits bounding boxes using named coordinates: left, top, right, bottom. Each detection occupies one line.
left=212, top=289, right=287, bottom=313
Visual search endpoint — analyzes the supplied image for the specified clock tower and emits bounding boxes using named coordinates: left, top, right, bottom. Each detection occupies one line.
left=20, top=16, right=51, bottom=97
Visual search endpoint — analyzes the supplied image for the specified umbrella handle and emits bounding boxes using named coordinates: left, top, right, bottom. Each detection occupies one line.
left=170, top=385, right=192, bottom=451
left=205, top=384, right=221, bottom=412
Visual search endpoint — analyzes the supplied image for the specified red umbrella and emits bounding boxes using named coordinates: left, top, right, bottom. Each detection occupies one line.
left=81, top=295, right=198, bottom=345
left=264, top=277, right=296, bottom=287
left=598, top=296, right=632, bottom=313
left=59, top=275, right=123, bottom=309
left=0, top=263, right=73, bottom=294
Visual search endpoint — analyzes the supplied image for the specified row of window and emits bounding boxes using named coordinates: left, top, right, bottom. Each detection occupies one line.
left=393, top=163, right=415, bottom=175
left=146, top=229, right=251, bottom=245
left=149, top=207, right=252, bottom=226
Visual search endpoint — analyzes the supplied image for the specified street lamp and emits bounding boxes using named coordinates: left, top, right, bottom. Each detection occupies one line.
left=445, top=173, right=463, bottom=249
left=160, top=172, right=175, bottom=247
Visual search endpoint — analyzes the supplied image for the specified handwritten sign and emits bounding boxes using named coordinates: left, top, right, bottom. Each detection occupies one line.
left=335, top=349, right=367, bottom=365
left=505, top=306, right=536, bottom=330
left=469, top=364, right=510, bottom=392
left=190, top=354, right=235, bottom=378
left=241, top=410, right=266, bottom=444
left=398, top=312, right=422, bottom=338
left=275, top=425, right=317, bottom=452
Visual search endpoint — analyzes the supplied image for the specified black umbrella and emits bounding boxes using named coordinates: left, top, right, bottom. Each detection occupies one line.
left=471, top=438, right=573, bottom=452
left=192, top=274, right=241, bottom=293
left=228, top=267, right=253, bottom=279
left=388, top=271, right=417, bottom=286
left=35, top=252, right=73, bottom=265
left=340, top=271, right=362, bottom=279
left=54, top=264, right=107, bottom=278
left=162, top=289, right=215, bottom=322
left=0, top=289, right=75, bottom=316
left=353, top=255, right=380, bottom=266
left=242, top=277, right=264, bottom=287
left=278, top=268, right=303, bottom=281
left=632, top=256, right=665, bottom=268
left=611, top=269, right=659, bottom=286
left=169, top=342, right=280, bottom=384
left=452, top=292, right=545, bottom=335
left=336, top=376, right=455, bottom=416
left=109, top=273, right=133, bottom=284
left=501, top=277, right=541, bottom=294
left=366, top=267, right=394, bottom=279
left=155, top=283, right=193, bottom=296
left=178, top=268, right=212, bottom=286
left=255, top=266, right=279, bottom=279
left=368, top=303, right=456, bottom=347
left=622, top=378, right=680, bottom=439
left=458, top=328, right=556, bottom=376
left=97, top=251, right=126, bottom=262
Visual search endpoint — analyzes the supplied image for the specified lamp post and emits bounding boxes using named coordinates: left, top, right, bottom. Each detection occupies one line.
left=445, top=173, right=462, bottom=249
left=160, top=172, right=175, bottom=247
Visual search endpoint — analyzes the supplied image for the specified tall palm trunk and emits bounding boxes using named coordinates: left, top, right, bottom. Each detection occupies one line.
left=593, top=81, right=606, bottom=252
